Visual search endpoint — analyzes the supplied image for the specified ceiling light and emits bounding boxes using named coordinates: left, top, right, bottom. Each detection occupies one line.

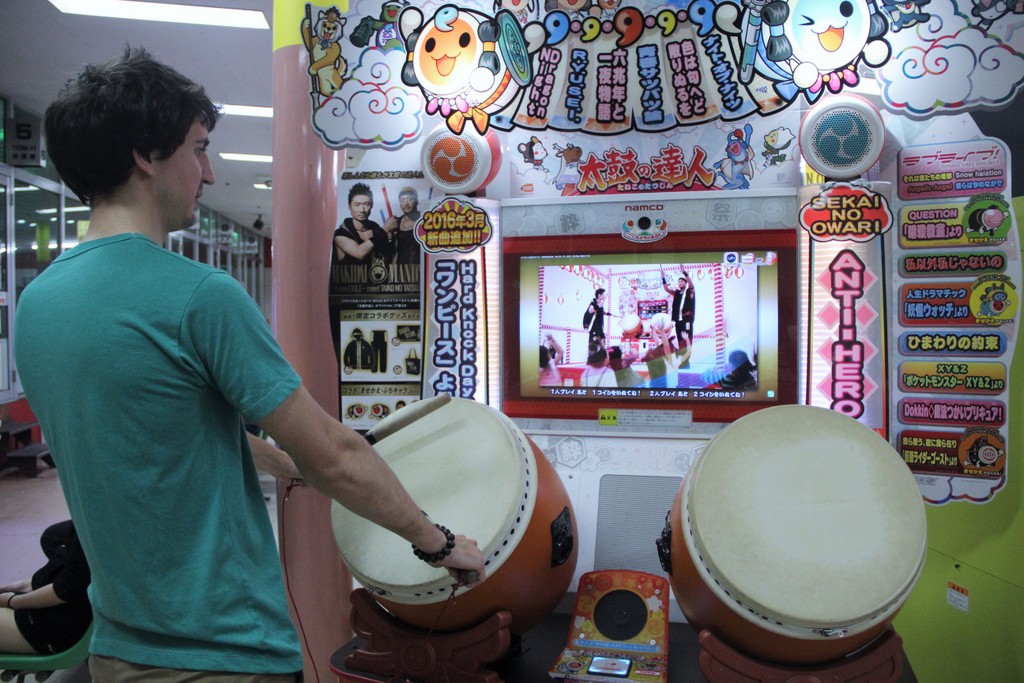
left=219, top=153, right=273, bottom=163
left=218, top=104, right=273, bottom=118
left=47, top=1, right=269, bottom=29
left=253, top=182, right=272, bottom=190
left=36, top=206, right=91, bottom=215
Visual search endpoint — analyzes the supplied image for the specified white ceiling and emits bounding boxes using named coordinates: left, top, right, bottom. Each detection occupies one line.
left=0, top=0, right=276, bottom=234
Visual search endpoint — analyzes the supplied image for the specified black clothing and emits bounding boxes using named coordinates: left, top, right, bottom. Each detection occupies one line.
left=394, top=226, right=420, bottom=265
left=14, top=520, right=92, bottom=654
left=343, top=329, right=374, bottom=370
left=331, top=218, right=392, bottom=267
left=584, top=302, right=606, bottom=342
left=671, top=286, right=695, bottom=343
left=371, top=330, right=388, bottom=373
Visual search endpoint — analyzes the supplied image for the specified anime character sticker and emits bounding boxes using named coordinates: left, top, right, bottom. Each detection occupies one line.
left=494, top=0, right=539, bottom=26
left=714, top=123, right=756, bottom=189
left=761, top=126, right=795, bottom=166
left=970, top=0, right=1014, bottom=32
left=552, top=143, right=583, bottom=190
left=350, top=0, right=408, bottom=50
left=977, top=281, right=1010, bottom=317
left=518, top=135, right=549, bottom=170
left=399, top=4, right=545, bottom=134
left=878, top=0, right=931, bottom=31
left=720, top=0, right=891, bottom=102
left=302, top=5, right=348, bottom=102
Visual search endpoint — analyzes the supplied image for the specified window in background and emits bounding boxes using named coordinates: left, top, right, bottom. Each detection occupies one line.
left=0, top=173, right=9, bottom=395
left=13, top=179, right=59, bottom=299
left=62, top=195, right=90, bottom=250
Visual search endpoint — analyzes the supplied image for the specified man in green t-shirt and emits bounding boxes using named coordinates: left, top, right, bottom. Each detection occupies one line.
left=15, top=47, right=484, bottom=682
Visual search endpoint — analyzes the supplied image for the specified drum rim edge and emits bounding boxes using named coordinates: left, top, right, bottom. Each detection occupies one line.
left=680, top=472, right=926, bottom=640
left=333, top=400, right=541, bottom=603
left=679, top=405, right=928, bottom=640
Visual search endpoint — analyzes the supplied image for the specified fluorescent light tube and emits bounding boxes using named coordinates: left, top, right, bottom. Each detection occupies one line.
left=219, top=153, right=273, bottom=163
left=218, top=104, right=273, bottom=118
left=48, top=1, right=269, bottom=29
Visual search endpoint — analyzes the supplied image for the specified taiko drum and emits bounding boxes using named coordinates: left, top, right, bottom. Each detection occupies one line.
left=332, top=398, right=577, bottom=634
left=658, top=405, right=927, bottom=665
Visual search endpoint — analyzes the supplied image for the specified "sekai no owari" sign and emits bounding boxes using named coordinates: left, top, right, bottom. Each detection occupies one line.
left=799, top=183, right=894, bottom=242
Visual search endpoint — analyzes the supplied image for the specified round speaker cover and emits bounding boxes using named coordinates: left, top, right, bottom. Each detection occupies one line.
left=799, top=95, right=885, bottom=181
left=420, top=125, right=501, bottom=195
left=592, top=589, right=648, bottom=641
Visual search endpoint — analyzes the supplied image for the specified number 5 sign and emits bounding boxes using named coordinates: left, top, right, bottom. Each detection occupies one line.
left=5, top=116, right=43, bottom=167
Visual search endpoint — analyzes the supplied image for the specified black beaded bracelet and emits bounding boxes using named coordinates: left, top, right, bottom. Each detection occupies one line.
left=412, top=523, right=455, bottom=564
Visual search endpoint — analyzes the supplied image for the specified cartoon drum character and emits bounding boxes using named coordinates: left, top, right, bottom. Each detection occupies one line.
left=399, top=4, right=544, bottom=134
left=723, top=0, right=890, bottom=100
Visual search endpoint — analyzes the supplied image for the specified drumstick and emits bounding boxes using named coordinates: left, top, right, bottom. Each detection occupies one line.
left=381, top=184, right=394, bottom=218
left=361, top=394, right=480, bottom=586
left=360, top=395, right=483, bottom=589
left=363, top=393, right=451, bottom=445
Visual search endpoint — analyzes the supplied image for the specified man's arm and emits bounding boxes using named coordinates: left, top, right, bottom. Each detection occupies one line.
left=545, top=333, right=564, bottom=363
left=256, top=385, right=485, bottom=583
left=248, top=432, right=303, bottom=482
left=661, top=267, right=676, bottom=294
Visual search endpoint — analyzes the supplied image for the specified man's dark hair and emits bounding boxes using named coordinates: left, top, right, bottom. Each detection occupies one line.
left=348, top=182, right=373, bottom=204
left=44, top=46, right=220, bottom=205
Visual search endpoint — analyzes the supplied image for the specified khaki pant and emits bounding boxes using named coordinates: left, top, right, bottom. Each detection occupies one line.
left=89, top=654, right=302, bottom=682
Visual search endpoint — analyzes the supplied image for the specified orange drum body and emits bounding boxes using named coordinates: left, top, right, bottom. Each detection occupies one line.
left=332, top=398, right=578, bottom=634
left=658, top=405, right=927, bottom=665
left=619, top=314, right=643, bottom=338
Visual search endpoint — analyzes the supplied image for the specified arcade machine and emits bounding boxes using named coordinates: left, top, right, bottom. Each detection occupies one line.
left=282, top=0, right=1024, bottom=679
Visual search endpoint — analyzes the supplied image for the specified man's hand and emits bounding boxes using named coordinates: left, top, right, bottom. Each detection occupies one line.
left=439, top=535, right=485, bottom=585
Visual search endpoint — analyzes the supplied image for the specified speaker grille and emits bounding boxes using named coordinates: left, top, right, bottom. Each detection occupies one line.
left=809, top=108, right=877, bottom=173
left=425, top=135, right=483, bottom=188
left=594, top=474, right=682, bottom=577
left=593, top=589, right=648, bottom=641
left=800, top=95, right=885, bottom=180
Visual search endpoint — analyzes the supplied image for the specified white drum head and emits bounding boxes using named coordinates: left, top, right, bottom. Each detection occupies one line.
left=332, top=399, right=536, bottom=602
left=619, top=314, right=640, bottom=330
left=683, top=405, right=926, bottom=638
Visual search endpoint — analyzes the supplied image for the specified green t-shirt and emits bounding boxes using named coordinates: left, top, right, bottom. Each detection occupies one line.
left=15, top=234, right=303, bottom=673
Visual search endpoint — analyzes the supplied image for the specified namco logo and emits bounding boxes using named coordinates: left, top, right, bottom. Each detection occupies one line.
left=625, top=204, right=664, bottom=212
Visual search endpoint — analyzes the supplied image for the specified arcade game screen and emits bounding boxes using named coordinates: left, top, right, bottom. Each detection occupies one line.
left=502, top=229, right=798, bottom=422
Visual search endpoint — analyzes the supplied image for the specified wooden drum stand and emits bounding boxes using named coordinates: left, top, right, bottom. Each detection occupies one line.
left=332, top=589, right=514, bottom=683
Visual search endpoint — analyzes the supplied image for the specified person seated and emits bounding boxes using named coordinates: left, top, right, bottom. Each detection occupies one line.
left=580, top=341, right=616, bottom=388
left=539, top=333, right=564, bottom=387
left=0, top=520, right=91, bottom=655
left=643, top=313, right=678, bottom=388
left=719, top=350, right=758, bottom=390
left=609, top=345, right=642, bottom=388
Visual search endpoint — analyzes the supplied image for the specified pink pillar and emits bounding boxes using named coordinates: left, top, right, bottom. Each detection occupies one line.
left=271, top=2, right=351, bottom=675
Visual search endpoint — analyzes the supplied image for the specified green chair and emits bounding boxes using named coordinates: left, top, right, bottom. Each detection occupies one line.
left=0, top=622, right=93, bottom=683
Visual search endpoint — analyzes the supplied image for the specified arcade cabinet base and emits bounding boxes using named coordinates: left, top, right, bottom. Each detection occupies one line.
left=549, top=570, right=669, bottom=683
left=698, top=628, right=906, bottom=683
left=332, top=588, right=512, bottom=683
left=329, top=612, right=918, bottom=682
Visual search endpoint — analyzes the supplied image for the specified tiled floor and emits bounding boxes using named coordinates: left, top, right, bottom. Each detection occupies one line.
left=0, top=466, right=69, bottom=588
left=0, top=464, right=279, bottom=682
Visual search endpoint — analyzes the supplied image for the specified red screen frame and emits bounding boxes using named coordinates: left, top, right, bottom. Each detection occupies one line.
left=500, top=228, right=799, bottom=423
